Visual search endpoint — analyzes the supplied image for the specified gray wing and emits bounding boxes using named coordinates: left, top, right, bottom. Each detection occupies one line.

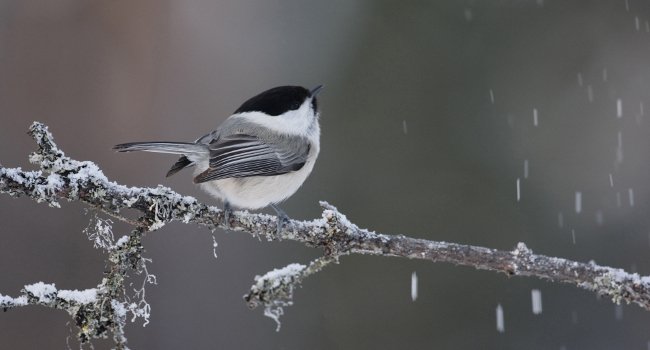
left=193, top=133, right=310, bottom=183
left=167, top=132, right=218, bottom=177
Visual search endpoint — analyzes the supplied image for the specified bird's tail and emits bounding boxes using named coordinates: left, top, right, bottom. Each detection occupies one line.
left=113, top=142, right=206, bottom=155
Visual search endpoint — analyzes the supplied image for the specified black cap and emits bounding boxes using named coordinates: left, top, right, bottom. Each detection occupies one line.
left=234, top=85, right=317, bottom=116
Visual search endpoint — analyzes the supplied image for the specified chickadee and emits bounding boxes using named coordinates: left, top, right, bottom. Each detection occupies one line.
left=114, top=85, right=323, bottom=231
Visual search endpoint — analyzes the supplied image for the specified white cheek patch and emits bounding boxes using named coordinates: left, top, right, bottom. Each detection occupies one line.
left=237, top=100, right=315, bottom=136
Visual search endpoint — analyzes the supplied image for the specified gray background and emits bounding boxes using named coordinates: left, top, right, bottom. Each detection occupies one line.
left=1, top=1, right=650, bottom=349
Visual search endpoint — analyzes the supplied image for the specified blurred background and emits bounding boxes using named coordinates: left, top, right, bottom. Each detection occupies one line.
left=1, top=0, right=650, bottom=349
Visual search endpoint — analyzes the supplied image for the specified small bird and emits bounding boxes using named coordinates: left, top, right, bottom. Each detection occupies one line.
left=114, top=85, right=323, bottom=231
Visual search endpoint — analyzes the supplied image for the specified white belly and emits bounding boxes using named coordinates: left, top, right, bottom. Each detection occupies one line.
left=195, top=153, right=317, bottom=209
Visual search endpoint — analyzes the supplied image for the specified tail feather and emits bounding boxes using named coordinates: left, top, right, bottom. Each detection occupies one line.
left=166, top=156, right=193, bottom=177
left=113, top=142, right=204, bottom=155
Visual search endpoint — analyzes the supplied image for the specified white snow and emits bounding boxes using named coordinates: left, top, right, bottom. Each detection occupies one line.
left=115, top=235, right=130, bottom=248
left=23, top=282, right=57, bottom=303
left=45, top=173, right=64, bottom=189
left=181, top=195, right=198, bottom=205
left=112, top=299, right=128, bottom=319
left=523, top=160, right=529, bottom=179
left=402, top=120, right=408, bottom=135
left=531, top=289, right=542, bottom=315
left=212, top=235, right=219, bottom=259
left=0, top=294, right=27, bottom=307
left=68, top=161, right=109, bottom=187
left=533, top=108, right=539, bottom=126
left=629, top=188, right=635, bottom=207
left=575, top=192, right=582, bottom=214
left=320, top=203, right=355, bottom=231
left=577, top=73, right=583, bottom=87
left=58, top=288, right=98, bottom=304
left=516, top=178, right=521, bottom=202
left=149, top=219, right=166, bottom=231
left=411, top=272, right=418, bottom=302
left=571, top=229, right=577, bottom=245
left=489, top=89, right=495, bottom=104
left=617, top=99, right=623, bottom=118
left=0, top=295, right=12, bottom=305
left=558, top=212, right=564, bottom=228
left=122, top=197, right=138, bottom=207
left=609, top=174, right=614, bottom=187
left=512, top=242, right=531, bottom=256
left=2, top=167, right=26, bottom=184
left=255, top=263, right=306, bottom=289
left=496, top=304, right=504, bottom=333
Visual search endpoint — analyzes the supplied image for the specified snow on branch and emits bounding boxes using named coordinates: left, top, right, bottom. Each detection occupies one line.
left=2, top=122, right=650, bottom=346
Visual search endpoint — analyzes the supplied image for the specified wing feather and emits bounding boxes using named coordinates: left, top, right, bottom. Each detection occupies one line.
left=193, top=134, right=310, bottom=183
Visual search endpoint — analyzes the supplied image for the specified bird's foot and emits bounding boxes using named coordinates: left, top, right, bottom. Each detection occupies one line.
left=223, top=201, right=233, bottom=229
left=270, top=204, right=294, bottom=236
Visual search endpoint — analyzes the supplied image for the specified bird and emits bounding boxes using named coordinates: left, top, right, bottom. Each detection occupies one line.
left=113, top=85, right=323, bottom=232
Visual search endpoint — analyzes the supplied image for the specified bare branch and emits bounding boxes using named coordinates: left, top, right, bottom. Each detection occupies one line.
left=2, top=122, right=650, bottom=344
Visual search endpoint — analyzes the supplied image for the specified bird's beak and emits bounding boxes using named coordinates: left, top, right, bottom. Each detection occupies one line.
left=310, top=85, right=324, bottom=97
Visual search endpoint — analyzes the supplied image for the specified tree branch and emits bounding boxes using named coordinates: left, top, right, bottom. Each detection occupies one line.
left=2, top=122, right=650, bottom=346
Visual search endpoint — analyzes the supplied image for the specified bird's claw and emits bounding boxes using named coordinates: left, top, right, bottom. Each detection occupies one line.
left=223, top=201, right=233, bottom=229
left=271, top=204, right=293, bottom=236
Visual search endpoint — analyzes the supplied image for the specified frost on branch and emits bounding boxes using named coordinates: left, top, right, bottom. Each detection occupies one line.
left=244, top=256, right=338, bottom=331
left=0, top=282, right=98, bottom=312
left=3, top=122, right=650, bottom=347
left=245, top=263, right=306, bottom=331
